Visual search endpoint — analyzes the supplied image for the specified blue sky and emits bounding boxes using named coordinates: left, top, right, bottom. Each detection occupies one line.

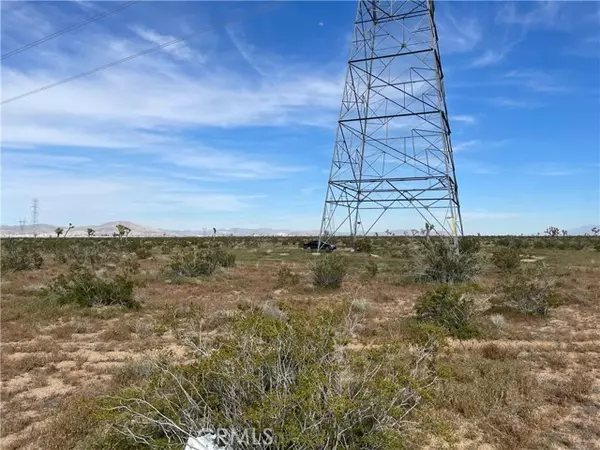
left=1, top=0, right=599, bottom=234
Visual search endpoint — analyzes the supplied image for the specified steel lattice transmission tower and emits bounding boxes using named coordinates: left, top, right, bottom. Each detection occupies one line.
left=31, top=198, right=39, bottom=237
left=319, top=0, right=463, bottom=246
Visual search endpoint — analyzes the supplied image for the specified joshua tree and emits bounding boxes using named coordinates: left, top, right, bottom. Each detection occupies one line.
left=87, top=228, right=95, bottom=237
left=544, top=226, right=560, bottom=237
left=55, top=227, right=63, bottom=238
left=424, top=223, right=435, bottom=240
left=561, top=229, right=568, bottom=236
left=63, top=223, right=75, bottom=238
left=116, top=224, right=131, bottom=239
left=213, top=227, right=217, bottom=237
left=592, top=227, right=599, bottom=236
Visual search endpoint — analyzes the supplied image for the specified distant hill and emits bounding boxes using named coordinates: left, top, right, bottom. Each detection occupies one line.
left=568, top=225, right=599, bottom=236
left=1, top=221, right=166, bottom=237
left=2, top=221, right=598, bottom=237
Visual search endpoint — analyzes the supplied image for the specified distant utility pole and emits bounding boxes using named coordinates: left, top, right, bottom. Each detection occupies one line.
left=31, top=198, right=39, bottom=237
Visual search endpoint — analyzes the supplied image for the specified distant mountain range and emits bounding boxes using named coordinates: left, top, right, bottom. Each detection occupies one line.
left=0, top=221, right=319, bottom=237
left=1, top=221, right=598, bottom=237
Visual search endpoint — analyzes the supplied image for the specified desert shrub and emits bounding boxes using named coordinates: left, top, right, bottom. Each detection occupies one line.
left=491, top=247, right=521, bottom=272
left=415, top=285, right=479, bottom=339
left=43, top=265, right=138, bottom=309
left=275, top=266, right=300, bottom=287
left=509, top=238, right=526, bottom=249
left=595, top=242, right=600, bottom=252
left=311, top=254, right=347, bottom=289
left=354, top=238, right=373, bottom=253
left=208, top=247, right=236, bottom=268
left=1, top=245, right=43, bottom=272
left=167, top=247, right=234, bottom=277
left=134, top=246, right=152, bottom=259
left=417, top=240, right=479, bottom=284
left=569, top=240, right=585, bottom=251
left=495, top=274, right=559, bottom=316
left=119, top=255, right=141, bottom=277
left=496, top=238, right=511, bottom=247
left=459, top=237, right=481, bottom=255
left=78, top=305, right=436, bottom=449
left=364, top=259, right=379, bottom=278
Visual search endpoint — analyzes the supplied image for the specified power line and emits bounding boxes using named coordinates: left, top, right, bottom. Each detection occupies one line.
left=0, top=2, right=279, bottom=106
left=1, top=0, right=141, bottom=61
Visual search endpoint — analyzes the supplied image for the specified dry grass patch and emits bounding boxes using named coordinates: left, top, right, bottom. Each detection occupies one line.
left=435, top=351, right=544, bottom=448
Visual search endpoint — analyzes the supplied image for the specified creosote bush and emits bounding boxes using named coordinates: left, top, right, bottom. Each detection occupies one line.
left=491, top=247, right=521, bottom=272
left=1, top=245, right=43, bottom=273
left=495, top=274, right=560, bottom=316
left=458, top=237, right=481, bottom=255
left=417, top=240, right=479, bottom=284
left=311, top=254, right=347, bottom=289
left=275, top=266, right=300, bottom=287
left=415, top=285, right=480, bottom=339
left=71, top=304, right=437, bottom=449
left=168, top=247, right=236, bottom=278
left=43, top=265, right=138, bottom=309
left=354, top=238, right=373, bottom=253
left=364, top=259, right=379, bottom=278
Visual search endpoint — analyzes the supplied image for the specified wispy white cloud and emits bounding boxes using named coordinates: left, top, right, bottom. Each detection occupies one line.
left=130, top=26, right=198, bottom=61
left=452, top=115, right=476, bottom=125
left=1, top=163, right=262, bottom=227
left=436, top=7, right=481, bottom=54
left=471, top=49, right=508, bottom=68
left=503, top=69, right=566, bottom=93
left=453, top=140, right=480, bottom=153
left=496, top=1, right=561, bottom=28
left=489, top=96, right=543, bottom=109
left=565, top=35, right=600, bottom=59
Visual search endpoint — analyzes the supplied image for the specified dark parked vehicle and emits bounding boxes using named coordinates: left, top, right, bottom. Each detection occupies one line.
left=303, top=240, right=336, bottom=252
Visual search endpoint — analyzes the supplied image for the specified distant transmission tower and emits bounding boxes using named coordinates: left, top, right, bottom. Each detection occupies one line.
left=319, top=0, right=463, bottom=247
left=19, top=218, right=27, bottom=233
left=31, top=198, right=39, bottom=237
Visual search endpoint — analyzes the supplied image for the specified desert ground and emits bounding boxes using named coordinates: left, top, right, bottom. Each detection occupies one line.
left=1, top=235, right=599, bottom=449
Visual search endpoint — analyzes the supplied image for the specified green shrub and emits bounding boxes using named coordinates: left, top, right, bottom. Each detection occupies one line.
left=415, top=285, right=479, bottom=339
left=134, top=246, right=152, bottom=259
left=491, top=247, right=521, bottom=272
left=1, top=246, right=43, bottom=272
left=80, top=305, right=435, bottom=448
left=569, top=240, right=585, bottom=251
left=354, top=239, right=373, bottom=253
left=418, top=240, right=479, bottom=284
left=459, top=237, right=481, bottom=255
left=43, top=265, right=138, bottom=309
left=495, top=274, right=559, bottom=316
left=311, top=254, right=347, bottom=289
left=364, top=259, right=379, bottom=278
left=208, top=247, right=236, bottom=268
left=276, top=266, right=300, bottom=287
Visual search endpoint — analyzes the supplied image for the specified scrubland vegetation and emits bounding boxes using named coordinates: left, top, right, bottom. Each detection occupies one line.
left=1, top=234, right=599, bottom=449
